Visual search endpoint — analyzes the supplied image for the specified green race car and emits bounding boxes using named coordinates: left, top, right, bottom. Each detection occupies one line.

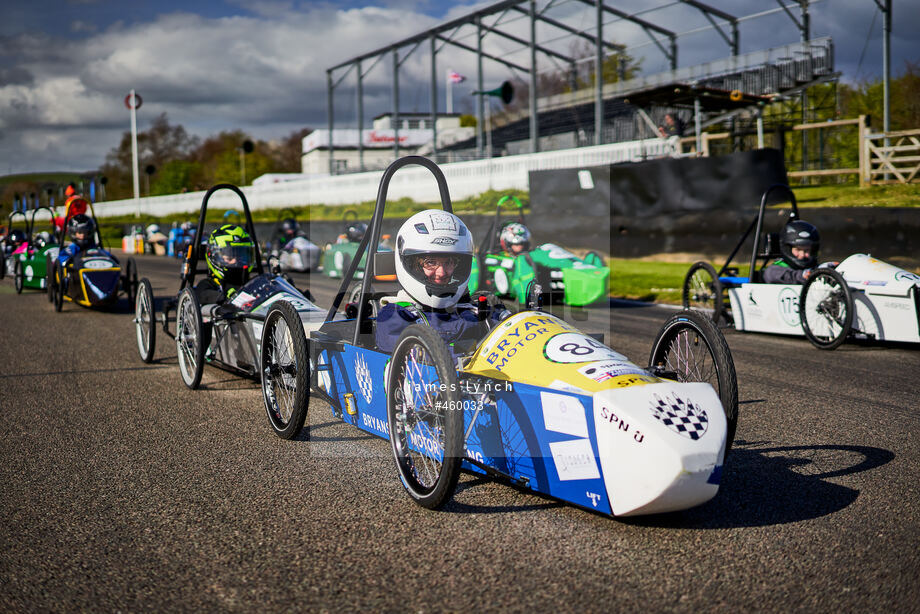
left=470, top=195, right=609, bottom=306
left=322, top=210, right=395, bottom=281
left=9, top=207, right=60, bottom=294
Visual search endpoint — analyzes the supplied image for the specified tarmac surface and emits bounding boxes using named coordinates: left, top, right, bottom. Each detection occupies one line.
left=1, top=252, right=918, bottom=612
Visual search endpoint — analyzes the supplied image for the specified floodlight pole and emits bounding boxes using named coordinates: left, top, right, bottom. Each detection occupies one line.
left=476, top=15, right=485, bottom=157
left=129, top=89, right=140, bottom=218
left=595, top=0, right=603, bottom=146
left=880, top=0, right=891, bottom=182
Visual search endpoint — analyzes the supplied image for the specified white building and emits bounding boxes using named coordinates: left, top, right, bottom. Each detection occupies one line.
left=301, top=113, right=474, bottom=175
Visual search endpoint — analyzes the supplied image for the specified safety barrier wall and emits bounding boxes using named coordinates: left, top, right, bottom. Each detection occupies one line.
left=93, top=138, right=677, bottom=218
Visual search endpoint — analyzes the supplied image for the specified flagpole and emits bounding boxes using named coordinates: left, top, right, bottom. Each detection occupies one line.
left=446, top=69, right=452, bottom=115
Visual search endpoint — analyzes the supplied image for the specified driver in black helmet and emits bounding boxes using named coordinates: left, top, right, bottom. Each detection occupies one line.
left=279, top=218, right=301, bottom=246
left=58, top=214, right=97, bottom=267
left=763, top=220, right=820, bottom=284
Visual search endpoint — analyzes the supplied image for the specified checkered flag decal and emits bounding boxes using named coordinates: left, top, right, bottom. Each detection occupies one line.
left=649, top=393, right=709, bottom=440
left=355, top=354, right=373, bottom=404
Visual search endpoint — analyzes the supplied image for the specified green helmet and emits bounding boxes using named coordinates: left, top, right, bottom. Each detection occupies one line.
left=206, top=224, right=254, bottom=290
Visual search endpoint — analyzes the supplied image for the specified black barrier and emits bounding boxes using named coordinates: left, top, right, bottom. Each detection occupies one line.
left=529, top=149, right=788, bottom=219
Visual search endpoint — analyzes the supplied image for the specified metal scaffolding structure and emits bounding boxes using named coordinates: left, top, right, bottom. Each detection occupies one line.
left=324, top=1, right=841, bottom=175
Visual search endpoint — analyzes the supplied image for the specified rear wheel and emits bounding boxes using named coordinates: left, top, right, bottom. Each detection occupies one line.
left=123, top=258, right=138, bottom=304
left=52, top=262, right=64, bottom=312
left=348, top=282, right=378, bottom=319
left=46, top=254, right=55, bottom=302
left=13, top=258, right=23, bottom=294
left=386, top=324, right=462, bottom=509
left=176, top=287, right=205, bottom=389
left=135, top=278, right=157, bottom=363
left=261, top=301, right=310, bottom=439
left=800, top=268, right=853, bottom=350
left=682, top=261, right=723, bottom=323
left=649, top=309, right=738, bottom=455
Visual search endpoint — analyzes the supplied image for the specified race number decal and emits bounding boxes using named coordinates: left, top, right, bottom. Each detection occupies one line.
left=777, top=286, right=800, bottom=327
left=230, top=290, right=257, bottom=307
left=543, top=332, right=627, bottom=364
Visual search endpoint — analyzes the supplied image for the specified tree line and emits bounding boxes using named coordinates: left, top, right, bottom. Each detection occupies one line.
left=98, top=114, right=312, bottom=201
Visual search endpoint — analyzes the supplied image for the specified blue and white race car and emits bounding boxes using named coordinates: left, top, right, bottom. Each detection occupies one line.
left=257, top=156, right=740, bottom=517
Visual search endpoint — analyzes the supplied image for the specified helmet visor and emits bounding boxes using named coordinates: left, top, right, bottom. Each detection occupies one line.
left=404, top=252, right=472, bottom=289
left=211, top=244, right=253, bottom=268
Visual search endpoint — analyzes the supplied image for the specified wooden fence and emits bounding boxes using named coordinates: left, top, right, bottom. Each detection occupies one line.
left=679, top=115, right=920, bottom=187
left=865, top=128, right=920, bottom=185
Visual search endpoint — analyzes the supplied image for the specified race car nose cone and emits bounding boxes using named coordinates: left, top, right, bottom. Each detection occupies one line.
left=593, top=382, right=727, bottom=516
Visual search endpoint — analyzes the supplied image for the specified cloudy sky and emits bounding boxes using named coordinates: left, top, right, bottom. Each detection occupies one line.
left=1, top=0, right=916, bottom=175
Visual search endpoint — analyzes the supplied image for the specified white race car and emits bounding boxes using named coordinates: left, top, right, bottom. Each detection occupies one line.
left=684, top=185, right=920, bottom=349
left=265, top=209, right=321, bottom=273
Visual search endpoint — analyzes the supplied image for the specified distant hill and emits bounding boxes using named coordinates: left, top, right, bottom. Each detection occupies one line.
left=0, top=172, right=87, bottom=189
left=1, top=172, right=89, bottom=214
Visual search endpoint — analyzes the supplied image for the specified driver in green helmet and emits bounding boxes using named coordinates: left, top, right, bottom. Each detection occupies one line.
left=196, top=224, right=255, bottom=304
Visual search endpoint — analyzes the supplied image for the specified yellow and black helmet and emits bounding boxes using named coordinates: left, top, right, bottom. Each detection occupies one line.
left=206, top=224, right=254, bottom=289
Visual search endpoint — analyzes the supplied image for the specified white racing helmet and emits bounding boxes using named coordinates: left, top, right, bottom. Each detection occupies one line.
left=395, top=210, right=474, bottom=309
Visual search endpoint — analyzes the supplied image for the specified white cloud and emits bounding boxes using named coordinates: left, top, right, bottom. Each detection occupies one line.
left=1, top=0, right=917, bottom=174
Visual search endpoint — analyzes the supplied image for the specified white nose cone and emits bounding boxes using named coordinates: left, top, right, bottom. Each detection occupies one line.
left=594, top=382, right=727, bottom=516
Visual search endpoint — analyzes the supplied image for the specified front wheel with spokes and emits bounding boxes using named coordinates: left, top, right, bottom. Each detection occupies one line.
left=800, top=268, right=853, bottom=350
left=135, top=277, right=157, bottom=363
left=649, top=309, right=738, bottom=455
left=261, top=300, right=310, bottom=439
left=386, top=324, right=462, bottom=509
left=682, top=261, right=723, bottom=323
left=175, top=287, right=205, bottom=389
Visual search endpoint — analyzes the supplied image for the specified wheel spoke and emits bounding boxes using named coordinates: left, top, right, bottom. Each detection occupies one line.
left=267, top=316, right=297, bottom=424
left=395, top=341, right=445, bottom=490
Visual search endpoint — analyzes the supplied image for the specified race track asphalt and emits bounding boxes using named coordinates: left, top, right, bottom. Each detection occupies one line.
left=1, top=252, right=918, bottom=612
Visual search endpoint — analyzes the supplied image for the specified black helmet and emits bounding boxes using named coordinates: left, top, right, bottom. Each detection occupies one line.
left=345, top=221, right=367, bottom=243
left=780, top=220, right=819, bottom=269
left=68, top=214, right=96, bottom=249
left=8, top=229, right=27, bottom=246
left=281, top=218, right=298, bottom=238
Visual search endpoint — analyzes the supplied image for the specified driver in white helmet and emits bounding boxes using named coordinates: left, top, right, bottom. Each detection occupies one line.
left=376, top=210, right=508, bottom=355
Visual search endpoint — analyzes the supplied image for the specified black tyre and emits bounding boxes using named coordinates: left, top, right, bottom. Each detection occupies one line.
left=124, top=258, right=138, bottom=305
left=386, top=324, right=463, bottom=509
left=46, top=254, right=55, bottom=302
left=800, top=268, right=853, bottom=350
left=0, top=252, right=5, bottom=279
left=13, top=258, right=23, bottom=294
left=682, top=261, right=723, bottom=323
left=348, top=282, right=378, bottom=319
left=649, top=309, right=739, bottom=455
left=261, top=301, right=310, bottom=439
left=52, top=262, right=64, bottom=312
left=176, top=287, right=205, bottom=389
left=135, top=278, right=157, bottom=363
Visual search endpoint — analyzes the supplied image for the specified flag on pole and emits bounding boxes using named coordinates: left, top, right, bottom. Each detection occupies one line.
left=447, top=70, right=466, bottom=84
